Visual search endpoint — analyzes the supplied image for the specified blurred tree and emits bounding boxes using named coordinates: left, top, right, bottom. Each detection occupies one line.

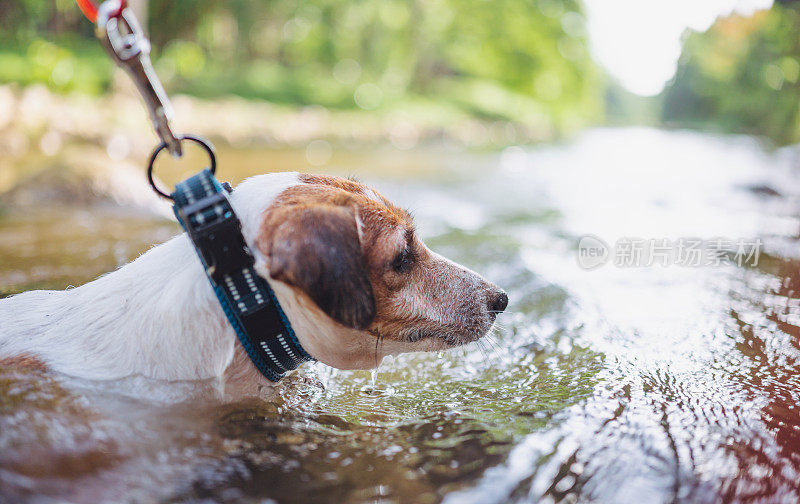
left=0, top=0, right=603, bottom=136
left=663, top=3, right=800, bottom=145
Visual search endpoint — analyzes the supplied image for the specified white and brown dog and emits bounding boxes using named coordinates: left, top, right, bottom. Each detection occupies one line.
left=0, top=173, right=507, bottom=395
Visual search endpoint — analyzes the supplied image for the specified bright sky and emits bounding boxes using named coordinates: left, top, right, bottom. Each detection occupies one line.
left=583, top=0, right=774, bottom=96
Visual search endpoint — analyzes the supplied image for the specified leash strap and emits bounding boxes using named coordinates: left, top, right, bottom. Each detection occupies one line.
left=171, top=169, right=314, bottom=382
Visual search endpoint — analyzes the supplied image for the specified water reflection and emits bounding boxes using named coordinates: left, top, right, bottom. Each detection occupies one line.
left=2, top=128, right=800, bottom=502
left=723, top=256, right=800, bottom=500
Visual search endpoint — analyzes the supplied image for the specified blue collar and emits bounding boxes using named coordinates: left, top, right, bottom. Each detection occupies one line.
left=171, top=169, right=315, bottom=382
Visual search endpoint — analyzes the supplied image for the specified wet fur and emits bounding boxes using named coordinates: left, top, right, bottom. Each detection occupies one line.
left=261, top=202, right=375, bottom=329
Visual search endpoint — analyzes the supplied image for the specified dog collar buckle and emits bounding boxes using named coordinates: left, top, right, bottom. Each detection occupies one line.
left=177, top=192, right=254, bottom=283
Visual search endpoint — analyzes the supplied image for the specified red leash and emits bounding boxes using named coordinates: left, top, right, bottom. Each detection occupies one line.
left=75, top=0, right=126, bottom=23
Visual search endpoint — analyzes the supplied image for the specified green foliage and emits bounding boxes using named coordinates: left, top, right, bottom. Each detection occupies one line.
left=0, top=39, right=112, bottom=94
left=663, top=4, right=800, bottom=145
left=0, top=0, right=603, bottom=137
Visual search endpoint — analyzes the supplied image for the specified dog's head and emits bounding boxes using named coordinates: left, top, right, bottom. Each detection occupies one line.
left=253, top=174, right=507, bottom=370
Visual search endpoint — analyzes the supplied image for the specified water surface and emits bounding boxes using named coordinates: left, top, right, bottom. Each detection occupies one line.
left=2, top=128, right=800, bottom=503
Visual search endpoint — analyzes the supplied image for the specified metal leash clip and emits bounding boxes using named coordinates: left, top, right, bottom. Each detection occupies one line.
left=95, top=0, right=182, bottom=157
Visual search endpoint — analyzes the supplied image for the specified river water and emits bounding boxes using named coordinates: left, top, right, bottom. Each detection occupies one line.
left=2, top=127, right=800, bottom=503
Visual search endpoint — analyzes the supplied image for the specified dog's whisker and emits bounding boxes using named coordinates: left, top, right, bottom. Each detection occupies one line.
left=475, top=339, right=489, bottom=361
left=485, top=334, right=505, bottom=358
left=491, top=320, right=508, bottom=332
left=483, top=333, right=504, bottom=360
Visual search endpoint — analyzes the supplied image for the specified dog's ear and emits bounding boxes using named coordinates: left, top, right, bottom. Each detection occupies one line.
left=258, top=203, right=376, bottom=330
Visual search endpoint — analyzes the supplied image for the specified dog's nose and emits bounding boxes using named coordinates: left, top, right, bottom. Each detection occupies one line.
left=488, top=290, right=509, bottom=313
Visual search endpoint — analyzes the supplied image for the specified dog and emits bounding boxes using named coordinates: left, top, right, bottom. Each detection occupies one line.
left=0, top=173, right=507, bottom=395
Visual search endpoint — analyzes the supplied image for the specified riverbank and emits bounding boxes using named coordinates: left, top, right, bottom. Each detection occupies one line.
left=0, top=82, right=548, bottom=164
left=0, top=82, right=557, bottom=205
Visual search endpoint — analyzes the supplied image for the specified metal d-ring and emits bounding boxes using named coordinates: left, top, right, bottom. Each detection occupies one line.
left=147, top=135, right=216, bottom=200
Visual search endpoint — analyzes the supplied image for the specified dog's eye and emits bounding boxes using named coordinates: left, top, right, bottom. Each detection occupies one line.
left=391, top=248, right=413, bottom=273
